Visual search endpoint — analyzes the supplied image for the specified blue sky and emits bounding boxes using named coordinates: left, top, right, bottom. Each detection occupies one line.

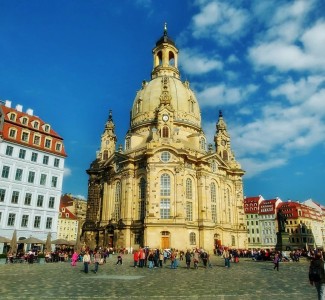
left=1, top=0, right=324, bottom=204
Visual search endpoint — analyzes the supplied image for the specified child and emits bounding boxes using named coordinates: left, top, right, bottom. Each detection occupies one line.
left=116, top=254, right=123, bottom=265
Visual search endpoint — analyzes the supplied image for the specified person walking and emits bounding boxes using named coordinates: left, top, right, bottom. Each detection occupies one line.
left=71, top=250, right=78, bottom=267
left=273, top=252, right=280, bottom=271
left=83, top=251, right=91, bottom=273
left=309, top=252, right=325, bottom=300
left=133, top=249, right=139, bottom=267
left=223, top=248, right=230, bottom=268
left=93, top=251, right=101, bottom=273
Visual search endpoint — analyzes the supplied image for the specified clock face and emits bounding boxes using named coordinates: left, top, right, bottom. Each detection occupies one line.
left=162, top=114, right=169, bottom=122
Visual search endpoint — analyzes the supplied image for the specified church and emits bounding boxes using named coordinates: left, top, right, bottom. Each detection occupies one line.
left=82, top=26, right=247, bottom=252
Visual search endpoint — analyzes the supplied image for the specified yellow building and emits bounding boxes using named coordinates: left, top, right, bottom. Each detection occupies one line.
left=82, top=26, right=247, bottom=252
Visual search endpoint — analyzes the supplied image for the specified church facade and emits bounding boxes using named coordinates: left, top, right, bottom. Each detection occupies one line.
left=82, top=27, right=247, bottom=252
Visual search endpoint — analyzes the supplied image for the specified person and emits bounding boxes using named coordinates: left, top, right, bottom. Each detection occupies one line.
left=309, top=252, right=325, bottom=300
left=201, top=251, right=208, bottom=268
left=223, top=248, right=230, bottom=268
left=159, top=250, right=164, bottom=268
left=148, top=251, right=154, bottom=269
left=185, top=250, right=191, bottom=269
left=133, top=249, right=139, bottom=267
left=116, top=253, right=123, bottom=265
left=277, top=209, right=287, bottom=232
left=83, top=251, right=91, bottom=273
left=93, top=251, right=101, bottom=273
left=193, top=251, right=199, bottom=269
left=273, top=252, right=280, bottom=271
left=71, top=250, right=78, bottom=267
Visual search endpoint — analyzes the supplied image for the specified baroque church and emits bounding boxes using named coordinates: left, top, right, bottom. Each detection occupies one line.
left=82, top=26, right=247, bottom=252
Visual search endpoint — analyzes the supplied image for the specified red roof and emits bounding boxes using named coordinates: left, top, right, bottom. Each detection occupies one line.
left=59, top=205, right=77, bottom=220
left=0, top=103, right=67, bottom=157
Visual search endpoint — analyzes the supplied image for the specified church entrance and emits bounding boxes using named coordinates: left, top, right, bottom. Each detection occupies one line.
left=161, top=231, right=170, bottom=249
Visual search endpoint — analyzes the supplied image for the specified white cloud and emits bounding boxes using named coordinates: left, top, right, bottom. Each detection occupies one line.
left=191, top=0, right=250, bottom=44
left=271, top=76, right=325, bottom=104
left=180, top=48, right=222, bottom=75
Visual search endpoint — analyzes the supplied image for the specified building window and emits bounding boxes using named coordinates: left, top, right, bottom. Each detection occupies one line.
left=160, top=151, right=171, bottom=163
left=1, top=166, right=10, bottom=178
left=0, top=189, right=6, bottom=202
left=9, top=128, right=16, bottom=138
left=19, top=149, right=26, bottom=159
left=37, top=195, right=44, bottom=207
left=40, top=174, right=47, bottom=185
left=31, top=152, right=38, bottom=162
left=54, top=158, right=60, bottom=167
left=34, top=216, right=41, bottom=228
left=45, top=139, right=51, bottom=148
left=21, top=215, right=29, bottom=227
left=138, top=178, right=146, bottom=220
left=211, top=204, right=217, bottom=222
left=44, top=124, right=50, bottom=132
left=6, top=145, right=13, bottom=156
left=22, top=117, right=28, bottom=125
left=33, top=135, right=41, bottom=145
left=186, top=178, right=192, bottom=199
left=200, top=137, right=206, bottom=150
left=28, top=171, right=35, bottom=183
left=232, top=235, right=236, bottom=246
left=22, top=132, right=29, bottom=142
left=162, top=126, right=169, bottom=138
left=211, top=182, right=217, bottom=202
left=11, top=191, right=19, bottom=204
left=43, top=155, right=49, bottom=165
left=160, top=199, right=170, bottom=219
left=160, top=173, right=170, bottom=196
left=189, top=232, right=196, bottom=245
left=46, top=217, right=52, bottom=229
left=24, top=193, right=32, bottom=205
left=186, top=201, right=193, bottom=221
left=125, top=137, right=130, bottom=150
left=51, top=176, right=58, bottom=188
left=103, top=150, right=108, bottom=160
left=33, top=121, right=39, bottom=129
left=7, top=213, right=16, bottom=226
left=48, top=197, right=55, bottom=208
left=114, top=182, right=121, bottom=221
left=55, top=143, right=61, bottom=151
left=15, top=168, right=23, bottom=181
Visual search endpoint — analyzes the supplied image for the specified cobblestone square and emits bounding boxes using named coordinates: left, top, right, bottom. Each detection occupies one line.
left=0, top=255, right=315, bottom=299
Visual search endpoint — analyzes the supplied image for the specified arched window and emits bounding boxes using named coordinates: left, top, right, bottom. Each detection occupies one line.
left=114, top=182, right=121, bottom=221
left=156, top=51, right=163, bottom=66
left=211, top=183, right=216, bottom=203
left=199, top=137, right=206, bottom=150
left=160, top=174, right=170, bottom=196
left=169, top=51, right=175, bottom=66
left=223, top=150, right=228, bottom=161
left=103, top=150, right=108, bottom=160
left=162, top=126, right=169, bottom=138
left=189, top=232, right=196, bottom=245
left=160, top=174, right=171, bottom=219
left=186, top=178, right=192, bottom=199
left=186, top=201, right=193, bottom=221
left=138, top=178, right=146, bottom=220
left=125, top=137, right=131, bottom=150
left=231, top=235, right=235, bottom=246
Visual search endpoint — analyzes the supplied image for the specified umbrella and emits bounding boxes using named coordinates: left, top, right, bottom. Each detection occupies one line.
left=0, top=236, right=10, bottom=243
left=51, top=238, right=71, bottom=245
left=10, top=230, right=17, bottom=254
left=45, top=232, right=52, bottom=251
left=20, top=237, right=45, bottom=244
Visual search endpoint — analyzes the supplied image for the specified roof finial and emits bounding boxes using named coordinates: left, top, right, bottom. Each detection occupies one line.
left=164, top=22, right=167, bottom=36
left=108, top=109, right=113, bottom=122
left=219, top=110, right=223, bottom=118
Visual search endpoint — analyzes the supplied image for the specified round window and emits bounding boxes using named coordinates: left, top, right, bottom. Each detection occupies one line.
left=161, top=151, right=171, bottom=162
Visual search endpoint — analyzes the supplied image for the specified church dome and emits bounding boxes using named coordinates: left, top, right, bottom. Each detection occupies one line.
left=130, top=25, right=202, bottom=133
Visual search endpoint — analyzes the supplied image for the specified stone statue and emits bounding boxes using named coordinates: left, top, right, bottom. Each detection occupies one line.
left=277, top=209, right=287, bottom=232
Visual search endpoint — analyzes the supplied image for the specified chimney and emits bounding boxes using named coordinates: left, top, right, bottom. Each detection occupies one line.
left=26, top=108, right=34, bottom=116
left=16, top=104, right=23, bottom=112
left=5, top=100, right=11, bottom=108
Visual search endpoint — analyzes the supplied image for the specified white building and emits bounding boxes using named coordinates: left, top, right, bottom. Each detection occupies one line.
left=0, top=100, right=66, bottom=253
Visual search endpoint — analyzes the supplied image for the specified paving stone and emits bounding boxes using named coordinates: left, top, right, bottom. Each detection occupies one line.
left=0, top=255, right=315, bottom=299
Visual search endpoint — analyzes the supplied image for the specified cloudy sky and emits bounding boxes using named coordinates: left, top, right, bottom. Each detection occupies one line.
left=1, top=0, right=324, bottom=203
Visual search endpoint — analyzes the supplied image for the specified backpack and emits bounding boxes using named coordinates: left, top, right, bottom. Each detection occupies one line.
left=309, top=260, right=324, bottom=282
